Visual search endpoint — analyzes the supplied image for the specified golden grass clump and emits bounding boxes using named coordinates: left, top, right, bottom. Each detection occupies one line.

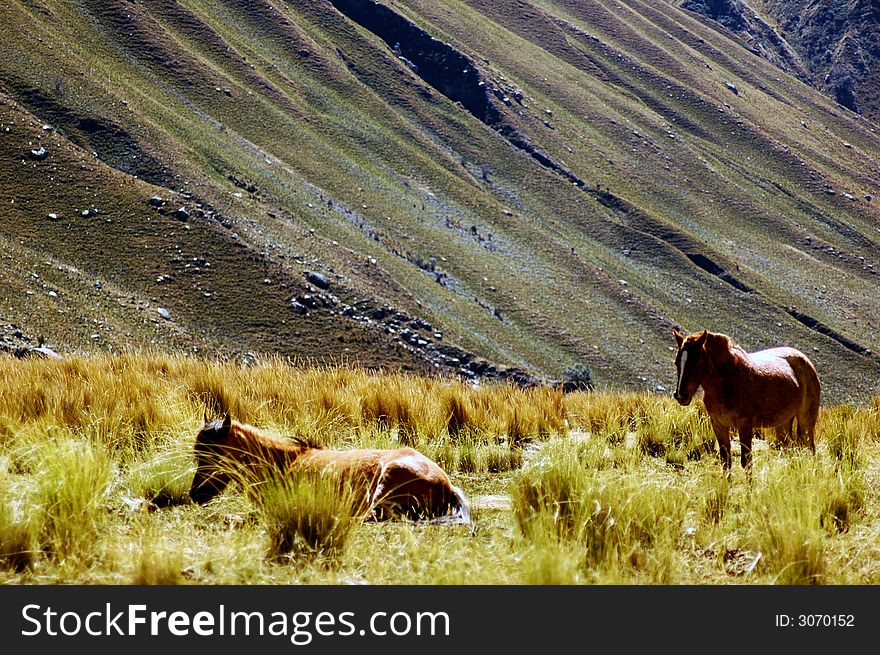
left=35, top=438, right=113, bottom=566
left=512, top=440, right=687, bottom=581
left=126, top=448, right=196, bottom=508
left=0, top=477, right=38, bottom=573
left=133, top=530, right=186, bottom=585
left=258, top=470, right=363, bottom=567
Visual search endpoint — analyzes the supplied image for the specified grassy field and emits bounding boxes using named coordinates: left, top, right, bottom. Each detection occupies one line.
left=1, top=353, right=879, bottom=585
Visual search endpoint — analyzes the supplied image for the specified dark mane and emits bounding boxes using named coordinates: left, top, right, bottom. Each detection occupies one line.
left=229, top=420, right=324, bottom=450
left=193, top=418, right=324, bottom=459
left=291, top=434, right=324, bottom=450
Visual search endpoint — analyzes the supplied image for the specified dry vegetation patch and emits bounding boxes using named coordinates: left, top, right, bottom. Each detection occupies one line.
left=1, top=353, right=879, bottom=584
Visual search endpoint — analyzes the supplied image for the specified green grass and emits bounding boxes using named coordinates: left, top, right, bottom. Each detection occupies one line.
left=33, top=437, right=113, bottom=568
left=2, top=354, right=880, bottom=584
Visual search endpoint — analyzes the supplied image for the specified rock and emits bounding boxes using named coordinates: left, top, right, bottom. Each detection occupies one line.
left=175, top=207, right=190, bottom=221
left=725, top=81, right=739, bottom=95
left=29, top=146, right=47, bottom=160
left=47, top=213, right=59, bottom=221
left=290, top=301, right=307, bottom=315
left=305, top=271, right=329, bottom=289
left=149, top=196, right=165, bottom=207
left=157, top=307, right=171, bottom=320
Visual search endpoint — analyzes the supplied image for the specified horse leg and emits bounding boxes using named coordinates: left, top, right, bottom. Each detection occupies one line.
left=738, top=421, right=754, bottom=470
left=797, top=410, right=817, bottom=454
left=775, top=418, right=794, bottom=449
left=711, top=419, right=732, bottom=474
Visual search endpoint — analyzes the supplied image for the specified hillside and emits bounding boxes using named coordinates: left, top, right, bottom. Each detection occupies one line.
left=679, top=0, right=880, bottom=123
left=2, top=0, right=880, bottom=402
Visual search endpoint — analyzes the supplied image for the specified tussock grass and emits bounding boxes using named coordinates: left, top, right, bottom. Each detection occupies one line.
left=259, top=470, right=363, bottom=567
left=702, top=476, right=729, bottom=525
left=512, top=440, right=688, bottom=582
left=0, top=477, right=38, bottom=573
left=1, top=353, right=880, bottom=584
left=126, top=448, right=195, bottom=508
left=741, top=457, right=830, bottom=584
left=133, top=528, right=186, bottom=585
left=35, top=438, right=113, bottom=567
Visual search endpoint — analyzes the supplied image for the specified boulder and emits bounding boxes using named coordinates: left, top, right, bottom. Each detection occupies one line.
left=305, top=271, right=329, bottom=289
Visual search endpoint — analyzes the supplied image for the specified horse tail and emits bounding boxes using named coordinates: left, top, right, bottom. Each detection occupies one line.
left=792, top=352, right=821, bottom=452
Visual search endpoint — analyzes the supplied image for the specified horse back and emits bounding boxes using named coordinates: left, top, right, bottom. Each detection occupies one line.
left=748, top=347, right=819, bottom=386
left=744, top=346, right=819, bottom=417
left=292, top=446, right=451, bottom=483
left=292, top=446, right=456, bottom=519
left=704, top=346, right=817, bottom=428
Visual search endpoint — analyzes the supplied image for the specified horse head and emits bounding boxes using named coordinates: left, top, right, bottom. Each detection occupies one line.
left=672, top=329, right=709, bottom=406
left=189, top=412, right=235, bottom=504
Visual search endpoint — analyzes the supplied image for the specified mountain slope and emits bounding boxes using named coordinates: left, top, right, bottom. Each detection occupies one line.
left=678, top=0, right=880, bottom=123
left=1, top=0, right=879, bottom=402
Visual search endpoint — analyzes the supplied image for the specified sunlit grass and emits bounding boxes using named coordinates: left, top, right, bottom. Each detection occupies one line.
left=259, top=469, right=364, bottom=567
left=1, top=353, right=879, bottom=584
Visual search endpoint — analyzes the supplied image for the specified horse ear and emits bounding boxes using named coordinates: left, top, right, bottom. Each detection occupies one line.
left=673, top=330, right=684, bottom=347
left=222, top=412, right=232, bottom=430
left=695, top=330, right=709, bottom=347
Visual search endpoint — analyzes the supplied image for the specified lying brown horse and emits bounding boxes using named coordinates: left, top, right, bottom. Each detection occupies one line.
left=189, top=414, right=470, bottom=524
left=673, top=330, right=820, bottom=472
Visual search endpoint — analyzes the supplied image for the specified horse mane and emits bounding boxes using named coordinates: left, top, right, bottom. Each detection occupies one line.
left=229, top=420, right=324, bottom=452
left=703, top=331, right=749, bottom=367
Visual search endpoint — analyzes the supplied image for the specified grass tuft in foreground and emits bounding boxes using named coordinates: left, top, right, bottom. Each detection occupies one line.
left=258, top=470, right=364, bottom=567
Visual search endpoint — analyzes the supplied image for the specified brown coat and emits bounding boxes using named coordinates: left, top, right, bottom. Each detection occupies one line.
left=189, top=415, right=470, bottom=523
left=673, top=330, right=820, bottom=471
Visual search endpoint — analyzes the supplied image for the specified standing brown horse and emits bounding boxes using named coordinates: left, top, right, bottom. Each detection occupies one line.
left=672, top=330, right=820, bottom=472
left=189, top=414, right=470, bottom=524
